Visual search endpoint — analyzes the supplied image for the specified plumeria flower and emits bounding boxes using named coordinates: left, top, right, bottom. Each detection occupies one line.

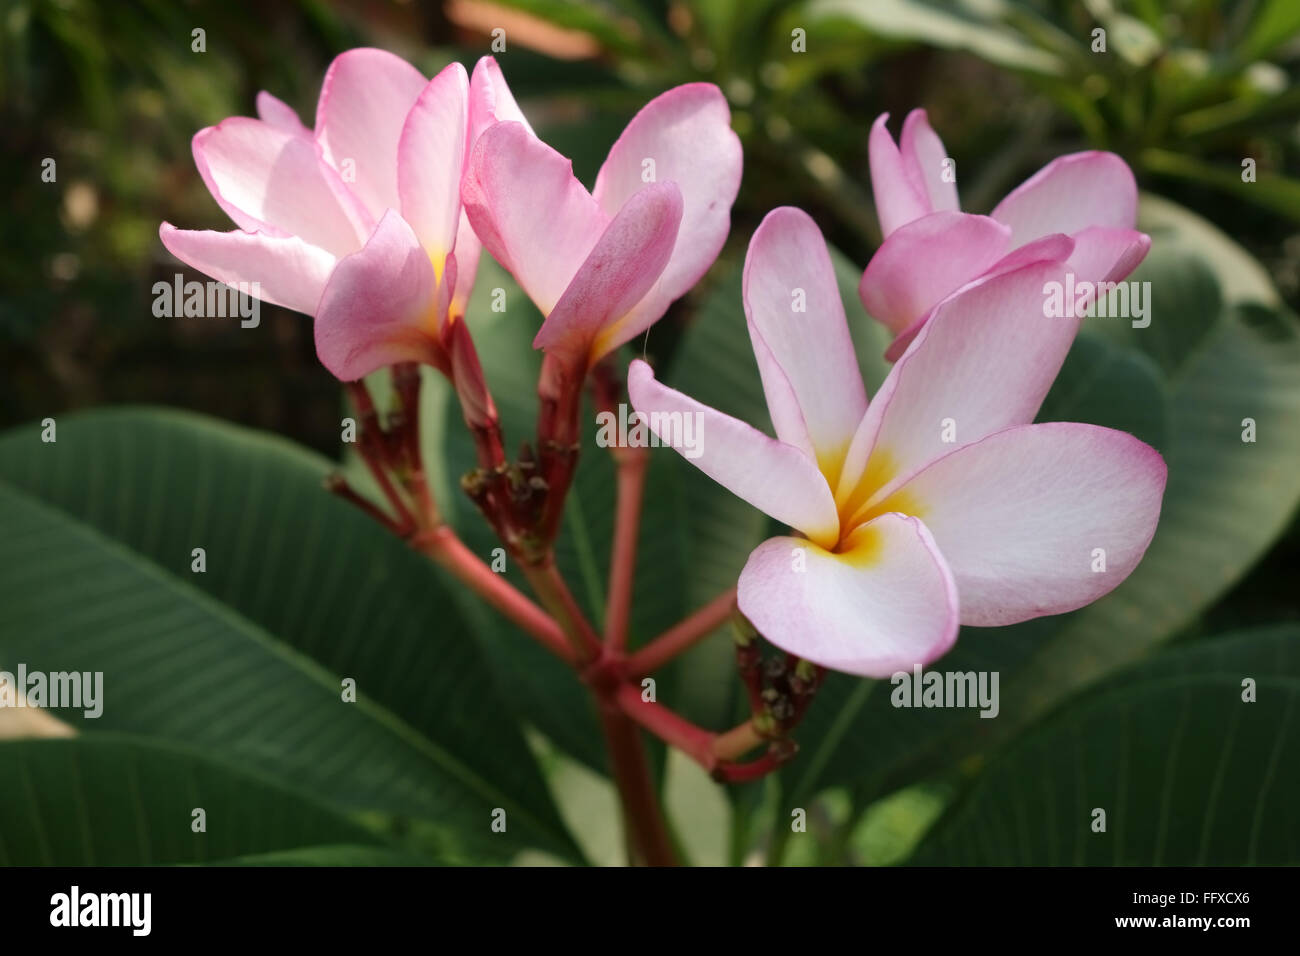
left=628, top=207, right=1166, bottom=677
left=863, top=109, right=1151, bottom=359
left=460, top=83, right=743, bottom=374
left=160, top=49, right=527, bottom=383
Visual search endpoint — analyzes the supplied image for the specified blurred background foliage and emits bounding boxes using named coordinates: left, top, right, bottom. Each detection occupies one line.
left=1, top=0, right=1298, bottom=865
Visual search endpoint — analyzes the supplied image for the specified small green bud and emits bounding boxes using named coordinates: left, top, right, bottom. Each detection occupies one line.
left=732, top=613, right=758, bottom=647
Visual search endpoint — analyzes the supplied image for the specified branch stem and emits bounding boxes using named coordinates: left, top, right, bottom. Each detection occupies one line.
left=713, top=719, right=766, bottom=761
left=595, top=705, right=678, bottom=865
left=413, top=526, right=574, bottom=664
left=520, top=556, right=603, bottom=664
left=625, top=587, right=738, bottom=676
left=614, top=683, right=716, bottom=769
left=604, top=446, right=648, bottom=652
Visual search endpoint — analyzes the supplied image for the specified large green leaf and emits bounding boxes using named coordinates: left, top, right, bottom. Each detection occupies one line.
left=1035, top=333, right=1168, bottom=449
left=0, top=409, right=578, bottom=862
left=780, top=195, right=1300, bottom=803
left=1105, top=622, right=1300, bottom=688
left=914, top=627, right=1300, bottom=864
left=0, top=736, right=392, bottom=866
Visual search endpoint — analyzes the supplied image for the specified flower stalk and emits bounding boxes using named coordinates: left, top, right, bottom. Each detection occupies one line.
left=414, top=526, right=575, bottom=664
left=625, top=587, right=739, bottom=676
left=604, top=443, right=647, bottom=652
left=333, top=346, right=824, bottom=864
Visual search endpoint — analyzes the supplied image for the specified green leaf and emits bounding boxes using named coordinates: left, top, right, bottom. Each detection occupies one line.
left=913, top=627, right=1300, bottom=865
left=993, top=206, right=1300, bottom=723
left=1238, top=0, right=1300, bottom=62
left=1141, top=148, right=1300, bottom=224
left=0, top=409, right=578, bottom=863
left=0, top=736, right=389, bottom=866
left=1034, top=332, right=1167, bottom=451
left=204, top=844, right=439, bottom=866
left=805, top=0, right=1066, bottom=76
left=1106, top=622, right=1300, bottom=688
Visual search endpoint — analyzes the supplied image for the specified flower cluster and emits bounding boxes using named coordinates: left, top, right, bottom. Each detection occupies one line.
left=162, top=49, right=1165, bottom=687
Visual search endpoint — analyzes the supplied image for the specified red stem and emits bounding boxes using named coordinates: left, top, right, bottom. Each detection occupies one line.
left=613, top=683, right=716, bottom=769
left=520, top=557, right=603, bottom=664
left=604, top=446, right=648, bottom=652
left=713, top=719, right=765, bottom=761
left=714, top=747, right=794, bottom=784
left=534, top=353, right=584, bottom=543
left=347, top=382, right=418, bottom=533
left=413, top=526, right=574, bottom=664
left=613, top=686, right=785, bottom=783
left=325, top=474, right=406, bottom=535
left=393, top=363, right=440, bottom=526
left=625, top=587, right=738, bottom=676
left=595, top=705, right=678, bottom=866
left=522, top=554, right=675, bottom=865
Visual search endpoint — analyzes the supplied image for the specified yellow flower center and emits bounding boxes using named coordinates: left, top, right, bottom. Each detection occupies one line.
left=829, top=445, right=926, bottom=557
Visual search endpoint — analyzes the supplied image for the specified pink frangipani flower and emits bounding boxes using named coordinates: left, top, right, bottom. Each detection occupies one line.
left=160, top=50, right=526, bottom=382
left=863, top=109, right=1151, bottom=360
left=628, top=207, right=1166, bottom=678
left=460, top=83, right=743, bottom=372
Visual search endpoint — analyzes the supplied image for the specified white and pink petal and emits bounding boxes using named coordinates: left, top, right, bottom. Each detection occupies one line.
left=868, top=113, right=932, bottom=238
left=626, top=359, right=839, bottom=548
left=877, top=231, right=1077, bottom=362
left=448, top=211, right=482, bottom=321
left=837, top=259, right=1078, bottom=510
left=461, top=122, right=607, bottom=316
left=158, top=223, right=336, bottom=316
left=877, top=422, right=1166, bottom=626
left=744, top=207, right=867, bottom=477
left=991, top=151, right=1138, bottom=247
left=192, top=117, right=370, bottom=257
left=537, top=182, right=684, bottom=363
left=899, top=109, right=960, bottom=215
left=397, top=62, right=470, bottom=270
left=255, top=92, right=310, bottom=137
left=313, top=211, right=446, bottom=381
left=738, top=513, right=959, bottom=678
left=468, top=55, right=535, bottom=148
left=1066, top=226, right=1151, bottom=286
left=314, top=47, right=427, bottom=223
left=859, top=210, right=1011, bottom=336
left=591, top=83, right=742, bottom=333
